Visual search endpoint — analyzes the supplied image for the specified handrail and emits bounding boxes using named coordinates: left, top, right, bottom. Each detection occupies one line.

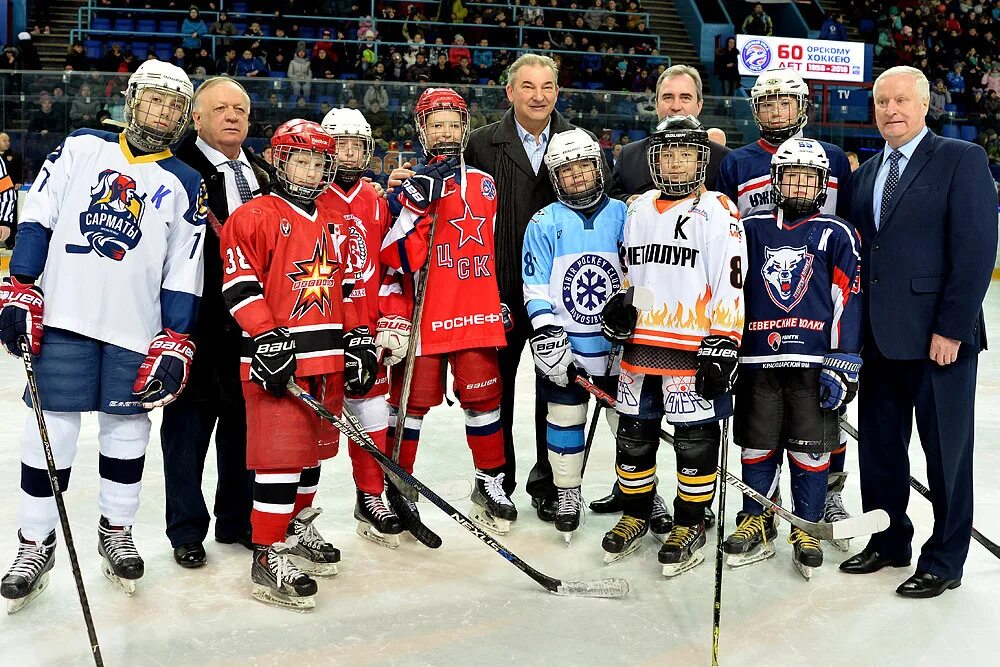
left=464, top=1, right=650, bottom=24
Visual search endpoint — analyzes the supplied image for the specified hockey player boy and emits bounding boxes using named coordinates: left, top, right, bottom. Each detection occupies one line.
left=318, top=108, right=404, bottom=549
left=220, top=119, right=379, bottom=609
left=723, top=138, right=861, bottom=580
left=715, top=67, right=855, bottom=544
left=600, top=115, right=746, bottom=577
left=521, top=128, right=626, bottom=542
left=0, top=61, right=204, bottom=610
left=379, top=88, right=516, bottom=535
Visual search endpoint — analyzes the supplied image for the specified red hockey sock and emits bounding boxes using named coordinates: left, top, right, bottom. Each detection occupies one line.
left=391, top=413, right=422, bottom=473
left=251, top=468, right=301, bottom=546
left=349, top=427, right=388, bottom=494
left=465, top=407, right=505, bottom=470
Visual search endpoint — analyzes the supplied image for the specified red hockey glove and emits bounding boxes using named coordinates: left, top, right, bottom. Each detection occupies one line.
left=0, top=277, right=44, bottom=356
left=133, top=329, right=196, bottom=408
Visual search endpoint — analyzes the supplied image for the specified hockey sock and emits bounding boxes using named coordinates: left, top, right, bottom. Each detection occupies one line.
left=545, top=402, right=588, bottom=488
left=830, top=442, right=847, bottom=475
left=673, top=423, right=720, bottom=525
left=96, top=412, right=151, bottom=527
left=741, top=448, right=782, bottom=515
left=18, top=410, right=80, bottom=542
left=349, top=426, right=389, bottom=495
left=465, top=407, right=505, bottom=471
left=616, top=417, right=660, bottom=518
left=788, top=451, right=831, bottom=522
left=388, top=407, right=423, bottom=473
left=293, top=465, right=321, bottom=516
left=251, top=469, right=301, bottom=546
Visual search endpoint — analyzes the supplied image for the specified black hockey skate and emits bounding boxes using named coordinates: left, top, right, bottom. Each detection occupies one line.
left=1, top=531, right=55, bottom=614
left=649, top=494, right=673, bottom=542
left=658, top=522, right=707, bottom=577
left=285, top=507, right=340, bottom=576
left=602, top=515, right=648, bottom=564
left=723, top=510, right=778, bottom=568
left=789, top=527, right=823, bottom=580
left=470, top=469, right=517, bottom=535
left=98, top=517, right=143, bottom=596
left=251, top=542, right=318, bottom=611
left=355, top=491, right=405, bottom=549
left=822, top=472, right=851, bottom=552
left=555, top=487, right=583, bottom=543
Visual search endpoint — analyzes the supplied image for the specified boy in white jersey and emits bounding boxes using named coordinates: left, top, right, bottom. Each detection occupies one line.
left=0, top=61, right=205, bottom=609
left=600, top=115, right=746, bottom=577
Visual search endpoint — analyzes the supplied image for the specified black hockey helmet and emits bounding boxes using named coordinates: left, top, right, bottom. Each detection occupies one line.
left=647, top=115, right=710, bottom=198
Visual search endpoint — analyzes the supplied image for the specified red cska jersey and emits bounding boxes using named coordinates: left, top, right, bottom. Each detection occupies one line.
left=316, top=179, right=391, bottom=331
left=380, top=167, right=507, bottom=356
left=220, top=194, right=361, bottom=379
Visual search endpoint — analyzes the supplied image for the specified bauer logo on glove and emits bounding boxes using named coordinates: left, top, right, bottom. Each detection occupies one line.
left=695, top=335, right=739, bottom=400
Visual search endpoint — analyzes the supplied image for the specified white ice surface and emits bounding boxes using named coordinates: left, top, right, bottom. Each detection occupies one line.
left=1, top=289, right=999, bottom=667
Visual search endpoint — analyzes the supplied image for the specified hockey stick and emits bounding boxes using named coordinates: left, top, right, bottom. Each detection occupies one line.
left=712, top=418, right=730, bottom=667
left=289, top=383, right=629, bottom=598
left=574, top=376, right=891, bottom=542
left=838, top=419, right=1000, bottom=559
left=20, top=341, right=105, bottom=666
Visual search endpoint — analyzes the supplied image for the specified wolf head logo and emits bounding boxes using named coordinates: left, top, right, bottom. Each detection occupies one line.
left=762, top=245, right=814, bottom=313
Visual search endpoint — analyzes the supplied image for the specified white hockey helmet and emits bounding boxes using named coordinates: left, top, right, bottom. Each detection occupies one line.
left=123, top=60, right=194, bottom=152
left=321, top=107, right=374, bottom=183
left=647, top=115, right=710, bottom=198
left=544, top=128, right=605, bottom=210
left=770, top=138, right=830, bottom=216
left=750, top=68, right=810, bottom=144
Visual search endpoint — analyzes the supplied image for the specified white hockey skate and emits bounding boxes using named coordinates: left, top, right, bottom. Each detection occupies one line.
left=658, top=523, right=706, bottom=577
left=1, top=531, right=55, bottom=614
left=251, top=541, right=317, bottom=611
left=98, top=517, right=143, bottom=596
left=355, top=491, right=404, bottom=549
left=822, top=472, right=852, bottom=552
left=789, top=527, right=823, bottom=580
left=602, top=516, right=647, bottom=564
left=286, top=507, right=340, bottom=576
left=469, top=470, right=517, bottom=536
left=723, top=510, right=779, bottom=569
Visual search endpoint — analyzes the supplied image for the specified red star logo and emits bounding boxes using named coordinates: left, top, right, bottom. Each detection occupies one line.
left=448, top=203, right=487, bottom=248
left=286, top=234, right=340, bottom=319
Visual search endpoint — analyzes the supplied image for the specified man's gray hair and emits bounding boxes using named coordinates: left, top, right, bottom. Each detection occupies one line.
left=874, top=66, right=930, bottom=104
left=193, top=76, right=251, bottom=113
left=654, top=64, right=704, bottom=103
left=507, top=53, right=559, bottom=86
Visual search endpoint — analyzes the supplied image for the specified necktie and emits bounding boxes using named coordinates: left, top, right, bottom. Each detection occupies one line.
left=228, top=159, right=254, bottom=204
left=878, top=150, right=902, bottom=229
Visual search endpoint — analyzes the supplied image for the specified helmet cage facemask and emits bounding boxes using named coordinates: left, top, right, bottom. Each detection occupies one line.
left=550, top=157, right=605, bottom=209
left=752, top=92, right=809, bottom=144
left=124, top=84, right=192, bottom=152
left=417, top=107, right=469, bottom=158
left=771, top=163, right=828, bottom=216
left=272, top=145, right=339, bottom=203
left=649, top=140, right=709, bottom=198
left=331, top=133, right=374, bottom=184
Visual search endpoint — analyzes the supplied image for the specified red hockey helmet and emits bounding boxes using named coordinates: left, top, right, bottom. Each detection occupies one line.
left=413, top=87, right=469, bottom=157
left=270, top=119, right=338, bottom=201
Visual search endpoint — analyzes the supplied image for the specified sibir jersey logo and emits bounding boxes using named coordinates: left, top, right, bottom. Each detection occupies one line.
left=562, top=255, right=621, bottom=326
left=762, top=245, right=814, bottom=313
left=626, top=243, right=699, bottom=268
left=68, top=169, right=146, bottom=261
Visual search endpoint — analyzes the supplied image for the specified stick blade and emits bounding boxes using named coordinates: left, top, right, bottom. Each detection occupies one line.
left=830, top=509, right=890, bottom=540
left=627, top=285, right=655, bottom=311
left=552, top=577, right=630, bottom=599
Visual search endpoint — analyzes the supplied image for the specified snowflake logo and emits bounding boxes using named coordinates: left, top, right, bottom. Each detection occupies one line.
left=576, top=268, right=608, bottom=310
left=561, top=254, right=621, bottom=326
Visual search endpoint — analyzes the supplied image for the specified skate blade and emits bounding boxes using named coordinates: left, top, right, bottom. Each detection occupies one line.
left=356, top=521, right=401, bottom=549
left=793, top=560, right=814, bottom=580
left=5, top=572, right=49, bottom=614
left=725, top=542, right=777, bottom=569
left=101, top=561, right=136, bottom=596
left=603, top=540, right=641, bottom=565
left=251, top=584, right=316, bottom=611
left=661, top=548, right=705, bottom=578
left=561, top=530, right=574, bottom=545
left=827, top=537, right=851, bottom=552
left=288, top=554, right=339, bottom=577
left=469, top=509, right=510, bottom=536
left=650, top=530, right=668, bottom=545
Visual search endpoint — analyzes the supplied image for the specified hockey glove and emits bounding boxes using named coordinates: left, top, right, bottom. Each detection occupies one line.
left=500, top=302, right=514, bottom=333
left=375, top=315, right=412, bottom=367
left=0, top=277, right=44, bottom=356
left=133, top=329, right=196, bottom=408
left=819, top=351, right=862, bottom=411
left=344, top=326, right=379, bottom=394
left=529, top=325, right=576, bottom=387
left=397, top=156, right=459, bottom=211
left=600, top=289, right=638, bottom=343
left=695, top=335, right=739, bottom=400
left=249, top=328, right=297, bottom=397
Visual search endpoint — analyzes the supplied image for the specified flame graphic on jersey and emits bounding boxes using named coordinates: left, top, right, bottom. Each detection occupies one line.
left=638, top=286, right=744, bottom=333
left=286, top=234, right=340, bottom=319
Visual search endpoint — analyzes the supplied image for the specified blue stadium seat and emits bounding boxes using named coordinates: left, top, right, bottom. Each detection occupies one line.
left=137, top=19, right=157, bottom=34
left=628, top=129, right=647, bottom=142
left=85, top=39, right=103, bottom=60
left=271, top=70, right=286, bottom=78
left=944, top=103, right=957, bottom=113
left=960, top=125, right=978, bottom=142
left=234, top=23, right=247, bottom=34
left=990, top=164, right=1000, bottom=182
left=91, top=17, right=111, bottom=31
left=611, top=129, right=623, bottom=144
left=154, top=43, right=174, bottom=60
left=940, top=124, right=960, bottom=139
left=232, top=1, right=249, bottom=11
left=112, top=18, right=134, bottom=32
left=159, top=19, right=180, bottom=34
left=131, top=42, right=149, bottom=59
left=341, top=72, right=359, bottom=80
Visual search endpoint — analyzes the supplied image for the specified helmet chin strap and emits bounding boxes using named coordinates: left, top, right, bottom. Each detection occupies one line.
left=274, top=182, right=316, bottom=214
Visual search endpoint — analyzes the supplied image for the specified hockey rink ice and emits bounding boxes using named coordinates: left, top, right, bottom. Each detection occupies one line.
left=1, top=293, right=999, bottom=666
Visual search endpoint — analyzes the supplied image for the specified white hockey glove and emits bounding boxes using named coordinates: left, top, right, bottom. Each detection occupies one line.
left=376, top=315, right=412, bottom=366
left=529, top=325, right=576, bottom=387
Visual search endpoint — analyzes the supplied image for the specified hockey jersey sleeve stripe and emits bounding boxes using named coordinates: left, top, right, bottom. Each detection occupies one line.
left=241, top=328, right=344, bottom=360
left=8, top=222, right=51, bottom=279
left=161, top=288, right=200, bottom=334
left=736, top=175, right=770, bottom=197
left=222, top=277, right=264, bottom=311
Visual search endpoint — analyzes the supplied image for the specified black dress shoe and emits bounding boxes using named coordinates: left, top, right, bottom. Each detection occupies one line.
left=531, top=496, right=558, bottom=522
left=588, top=486, right=623, bottom=514
left=173, top=542, right=207, bottom=568
left=215, top=532, right=254, bottom=550
left=896, top=571, right=961, bottom=598
left=839, top=547, right=911, bottom=574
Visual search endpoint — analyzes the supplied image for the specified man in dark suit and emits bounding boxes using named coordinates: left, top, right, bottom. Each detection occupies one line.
left=593, top=64, right=731, bottom=517
left=166, top=78, right=270, bottom=567
left=841, top=66, right=997, bottom=598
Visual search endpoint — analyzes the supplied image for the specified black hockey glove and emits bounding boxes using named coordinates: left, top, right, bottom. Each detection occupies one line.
left=695, top=335, right=739, bottom=400
left=398, top=156, right=459, bottom=211
left=819, top=351, right=862, bottom=411
left=344, top=326, right=379, bottom=395
left=500, top=302, right=514, bottom=333
left=249, top=328, right=297, bottom=397
left=600, top=289, right=638, bottom=343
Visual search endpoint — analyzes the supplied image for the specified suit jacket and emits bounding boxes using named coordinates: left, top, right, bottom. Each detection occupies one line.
left=465, top=109, right=609, bottom=306
left=851, top=130, right=996, bottom=360
left=174, top=132, right=271, bottom=402
left=609, top=137, right=729, bottom=199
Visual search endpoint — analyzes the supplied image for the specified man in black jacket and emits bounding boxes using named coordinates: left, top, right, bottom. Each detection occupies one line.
left=166, top=78, right=269, bottom=567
